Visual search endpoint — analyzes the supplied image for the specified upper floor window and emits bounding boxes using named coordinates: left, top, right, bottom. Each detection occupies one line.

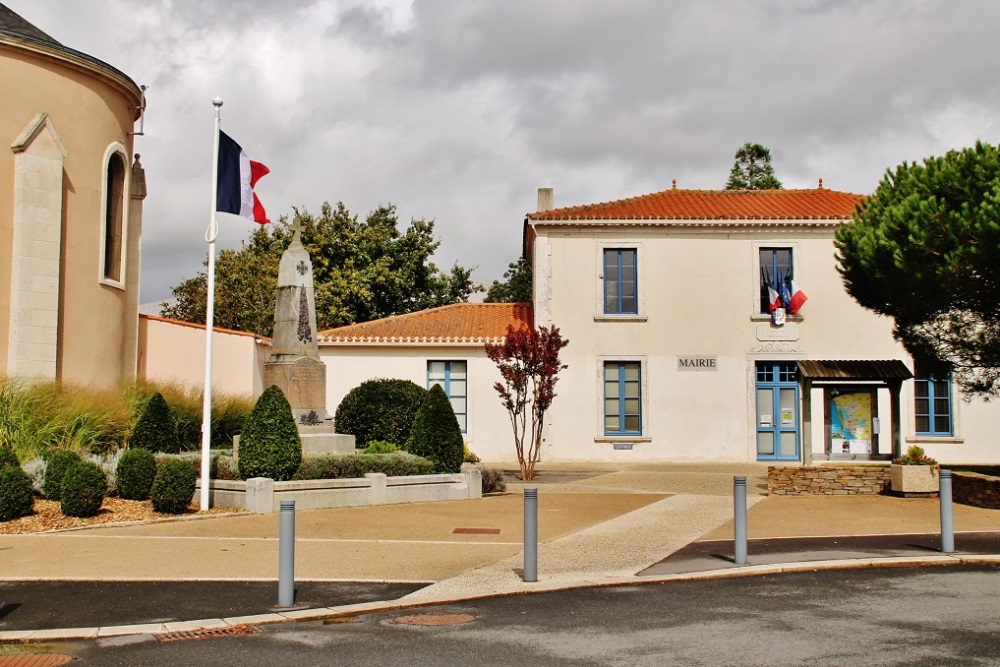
left=428, top=360, right=467, bottom=432
left=759, top=247, right=792, bottom=314
left=603, top=248, right=637, bottom=315
left=103, top=152, right=126, bottom=283
left=604, top=360, right=641, bottom=436
left=914, top=367, right=953, bottom=436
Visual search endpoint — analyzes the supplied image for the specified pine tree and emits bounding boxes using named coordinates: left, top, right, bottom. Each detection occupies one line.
left=725, top=142, right=783, bottom=190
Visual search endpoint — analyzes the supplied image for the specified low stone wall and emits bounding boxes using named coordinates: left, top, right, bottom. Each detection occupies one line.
left=768, top=466, right=890, bottom=496
left=952, top=471, right=1000, bottom=510
left=196, top=469, right=483, bottom=514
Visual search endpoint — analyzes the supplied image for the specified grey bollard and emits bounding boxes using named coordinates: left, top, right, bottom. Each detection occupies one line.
left=524, top=487, right=538, bottom=582
left=278, top=499, right=296, bottom=606
left=734, top=476, right=748, bottom=565
left=939, top=469, right=954, bottom=554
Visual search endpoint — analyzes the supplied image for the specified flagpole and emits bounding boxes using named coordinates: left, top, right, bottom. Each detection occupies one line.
left=200, top=96, right=223, bottom=510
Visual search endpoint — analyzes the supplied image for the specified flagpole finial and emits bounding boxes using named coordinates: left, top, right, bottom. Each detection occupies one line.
left=213, top=96, right=223, bottom=108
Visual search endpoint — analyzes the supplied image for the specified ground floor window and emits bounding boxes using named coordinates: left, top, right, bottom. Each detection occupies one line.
left=914, top=369, right=952, bottom=436
left=604, top=361, right=641, bottom=435
left=428, top=360, right=467, bottom=432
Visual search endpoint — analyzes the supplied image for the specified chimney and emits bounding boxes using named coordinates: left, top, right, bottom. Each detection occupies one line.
left=537, top=187, right=554, bottom=212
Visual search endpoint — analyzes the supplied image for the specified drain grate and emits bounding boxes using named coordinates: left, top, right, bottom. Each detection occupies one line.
left=453, top=527, right=500, bottom=535
left=0, top=654, right=74, bottom=667
left=158, top=624, right=259, bottom=642
left=393, top=613, right=476, bottom=626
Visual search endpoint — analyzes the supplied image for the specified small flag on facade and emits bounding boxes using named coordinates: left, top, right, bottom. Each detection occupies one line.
left=788, top=279, right=807, bottom=314
left=216, top=130, right=270, bottom=224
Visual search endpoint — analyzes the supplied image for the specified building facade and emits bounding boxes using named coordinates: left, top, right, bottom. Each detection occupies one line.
left=0, top=5, right=146, bottom=390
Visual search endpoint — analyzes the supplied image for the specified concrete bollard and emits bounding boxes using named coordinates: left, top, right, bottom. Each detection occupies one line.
left=939, top=469, right=954, bottom=554
left=524, top=487, right=538, bottom=582
left=734, top=476, right=748, bottom=565
left=278, top=499, right=296, bottom=606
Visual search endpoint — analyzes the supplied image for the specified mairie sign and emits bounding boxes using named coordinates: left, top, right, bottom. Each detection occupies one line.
left=677, top=355, right=718, bottom=371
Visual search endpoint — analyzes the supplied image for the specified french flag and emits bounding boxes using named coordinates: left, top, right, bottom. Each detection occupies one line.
left=216, top=130, right=270, bottom=224
left=788, top=279, right=808, bottom=314
left=767, top=280, right=782, bottom=312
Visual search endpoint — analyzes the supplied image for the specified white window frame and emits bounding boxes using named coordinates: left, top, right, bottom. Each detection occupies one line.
left=595, top=241, right=647, bottom=321
left=98, top=143, right=130, bottom=290
left=427, top=359, right=469, bottom=435
left=594, top=355, right=651, bottom=442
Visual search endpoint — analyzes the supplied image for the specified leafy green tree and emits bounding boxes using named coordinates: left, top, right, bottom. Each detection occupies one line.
left=485, top=257, right=532, bottom=303
left=162, top=202, right=480, bottom=336
left=725, top=142, right=783, bottom=190
left=835, top=141, right=1000, bottom=397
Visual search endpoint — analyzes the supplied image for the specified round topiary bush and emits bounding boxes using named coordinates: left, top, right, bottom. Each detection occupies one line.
left=150, top=458, right=197, bottom=514
left=405, top=384, right=465, bottom=473
left=0, top=466, right=34, bottom=521
left=237, top=385, right=302, bottom=481
left=334, top=379, right=427, bottom=449
left=59, top=460, right=107, bottom=518
left=131, top=392, right=181, bottom=453
left=43, top=449, right=82, bottom=501
left=0, top=446, right=19, bottom=470
left=115, top=448, right=157, bottom=501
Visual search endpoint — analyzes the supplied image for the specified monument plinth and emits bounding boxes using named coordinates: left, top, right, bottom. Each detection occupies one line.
left=260, top=222, right=354, bottom=456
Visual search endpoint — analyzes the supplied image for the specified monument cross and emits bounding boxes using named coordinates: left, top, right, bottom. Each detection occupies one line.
left=288, top=217, right=306, bottom=244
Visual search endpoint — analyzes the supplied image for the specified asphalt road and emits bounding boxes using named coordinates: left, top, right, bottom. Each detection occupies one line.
left=12, top=563, right=1000, bottom=667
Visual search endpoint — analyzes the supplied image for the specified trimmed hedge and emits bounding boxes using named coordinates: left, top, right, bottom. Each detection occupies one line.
left=237, top=386, right=302, bottom=481
left=363, top=440, right=399, bottom=454
left=42, top=449, right=82, bottom=501
left=406, top=384, right=465, bottom=473
left=292, top=453, right=435, bottom=480
left=60, top=460, right=108, bottom=518
left=116, top=448, right=157, bottom=500
left=151, top=459, right=197, bottom=514
left=0, top=466, right=34, bottom=521
left=131, top=392, right=181, bottom=453
left=334, top=379, right=426, bottom=449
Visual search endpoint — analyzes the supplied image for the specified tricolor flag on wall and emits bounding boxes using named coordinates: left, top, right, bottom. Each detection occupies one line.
left=216, top=130, right=270, bottom=224
left=787, top=279, right=807, bottom=314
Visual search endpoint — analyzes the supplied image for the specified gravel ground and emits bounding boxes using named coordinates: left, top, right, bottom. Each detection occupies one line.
left=0, top=497, right=242, bottom=534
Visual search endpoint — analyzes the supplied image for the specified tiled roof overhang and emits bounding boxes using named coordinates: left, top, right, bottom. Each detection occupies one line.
left=797, top=360, right=913, bottom=383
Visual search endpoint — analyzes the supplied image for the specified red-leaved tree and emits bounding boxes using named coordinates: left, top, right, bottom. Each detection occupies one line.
left=485, top=324, right=569, bottom=481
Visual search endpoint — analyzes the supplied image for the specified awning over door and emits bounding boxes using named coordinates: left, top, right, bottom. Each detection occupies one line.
left=797, top=359, right=913, bottom=383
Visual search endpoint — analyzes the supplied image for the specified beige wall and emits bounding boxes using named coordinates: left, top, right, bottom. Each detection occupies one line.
left=137, top=315, right=264, bottom=398
left=531, top=221, right=1000, bottom=464
left=319, top=343, right=514, bottom=461
left=1, top=36, right=143, bottom=389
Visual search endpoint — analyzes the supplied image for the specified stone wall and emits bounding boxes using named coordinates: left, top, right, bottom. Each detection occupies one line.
left=952, top=472, right=1000, bottom=510
left=768, top=466, right=890, bottom=496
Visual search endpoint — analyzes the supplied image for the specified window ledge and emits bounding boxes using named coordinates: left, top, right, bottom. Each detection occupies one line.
left=100, top=277, right=126, bottom=291
left=594, top=315, right=648, bottom=323
left=594, top=435, right=652, bottom=443
left=751, top=315, right=803, bottom=323
left=907, top=436, right=964, bottom=445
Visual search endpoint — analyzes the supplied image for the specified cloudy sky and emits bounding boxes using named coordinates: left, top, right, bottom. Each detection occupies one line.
left=8, top=1, right=1000, bottom=304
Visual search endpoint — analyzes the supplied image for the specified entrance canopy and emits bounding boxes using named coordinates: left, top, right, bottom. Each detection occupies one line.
left=796, top=359, right=912, bottom=464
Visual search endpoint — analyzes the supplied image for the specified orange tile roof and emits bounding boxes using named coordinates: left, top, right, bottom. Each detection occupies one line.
left=318, top=302, right=534, bottom=344
left=529, top=187, right=864, bottom=222
left=140, top=313, right=269, bottom=341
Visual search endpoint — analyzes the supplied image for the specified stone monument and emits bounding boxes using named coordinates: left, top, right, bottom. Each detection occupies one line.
left=260, top=219, right=355, bottom=456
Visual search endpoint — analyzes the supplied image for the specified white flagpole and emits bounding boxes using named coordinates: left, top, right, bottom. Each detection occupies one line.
left=200, top=97, right=223, bottom=510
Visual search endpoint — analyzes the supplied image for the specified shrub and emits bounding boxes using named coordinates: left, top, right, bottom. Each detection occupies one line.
left=334, top=379, right=426, bottom=449
left=0, top=446, right=19, bottom=469
left=406, top=384, right=465, bottom=473
left=363, top=440, right=399, bottom=454
left=463, top=444, right=481, bottom=464
left=116, top=448, right=157, bottom=500
left=151, top=458, right=197, bottom=514
left=237, top=385, right=301, bottom=481
left=479, top=466, right=507, bottom=494
left=130, top=393, right=181, bottom=453
left=292, top=452, right=436, bottom=480
left=43, top=449, right=82, bottom=501
left=0, top=466, right=34, bottom=521
left=60, top=460, right=107, bottom=518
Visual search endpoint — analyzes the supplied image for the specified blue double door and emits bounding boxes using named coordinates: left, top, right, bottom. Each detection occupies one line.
left=755, top=361, right=800, bottom=461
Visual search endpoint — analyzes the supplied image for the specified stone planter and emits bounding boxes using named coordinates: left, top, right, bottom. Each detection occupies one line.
left=890, top=464, right=939, bottom=495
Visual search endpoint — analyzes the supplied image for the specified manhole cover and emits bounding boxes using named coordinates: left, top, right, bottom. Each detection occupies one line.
left=0, top=654, right=74, bottom=667
left=393, top=613, right=476, bottom=626
left=158, top=625, right=259, bottom=642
